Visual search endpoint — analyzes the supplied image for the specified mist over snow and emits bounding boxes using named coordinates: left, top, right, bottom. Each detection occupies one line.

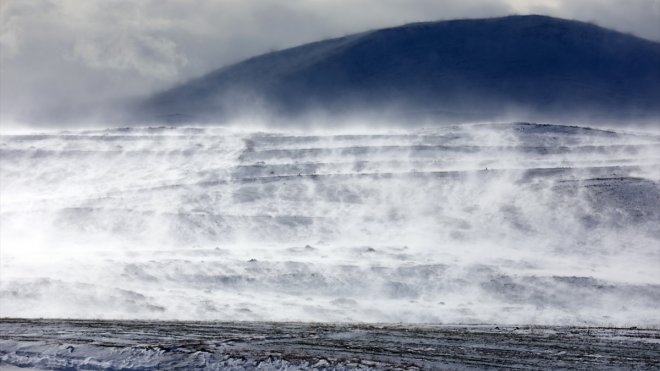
left=1, top=123, right=659, bottom=325
left=0, top=1, right=659, bottom=328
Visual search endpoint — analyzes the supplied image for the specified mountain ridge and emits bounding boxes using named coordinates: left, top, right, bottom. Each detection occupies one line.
left=136, top=15, right=660, bottom=124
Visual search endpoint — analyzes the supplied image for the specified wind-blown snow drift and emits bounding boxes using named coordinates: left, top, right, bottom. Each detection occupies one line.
left=1, top=122, right=659, bottom=325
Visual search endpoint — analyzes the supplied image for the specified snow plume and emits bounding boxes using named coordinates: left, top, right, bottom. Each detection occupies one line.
left=1, top=122, right=659, bottom=325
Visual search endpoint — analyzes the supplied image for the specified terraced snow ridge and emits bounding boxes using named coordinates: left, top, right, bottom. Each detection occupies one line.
left=1, top=123, right=659, bottom=325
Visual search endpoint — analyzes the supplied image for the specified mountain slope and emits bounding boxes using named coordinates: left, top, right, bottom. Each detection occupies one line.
left=137, top=15, right=660, bottom=123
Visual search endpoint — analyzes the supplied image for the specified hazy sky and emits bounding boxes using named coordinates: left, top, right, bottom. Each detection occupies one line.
left=1, top=0, right=659, bottom=126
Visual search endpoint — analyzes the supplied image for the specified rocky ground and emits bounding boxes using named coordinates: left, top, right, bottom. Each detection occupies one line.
left=1, top=318, right=659, bottom=370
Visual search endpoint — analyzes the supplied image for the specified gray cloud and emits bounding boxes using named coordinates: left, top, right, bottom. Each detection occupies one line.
left=1, top=0, right=658, bottom=127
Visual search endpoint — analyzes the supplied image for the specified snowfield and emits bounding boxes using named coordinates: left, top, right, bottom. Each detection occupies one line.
left=1, top=122, right=659, bottom=326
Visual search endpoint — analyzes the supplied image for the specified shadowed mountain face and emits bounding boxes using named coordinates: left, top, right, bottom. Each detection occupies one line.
left=137, top=15, right=660, bottom=124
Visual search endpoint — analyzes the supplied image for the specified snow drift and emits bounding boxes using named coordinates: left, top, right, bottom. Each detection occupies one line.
left=1, top=122, right=659, bottom=325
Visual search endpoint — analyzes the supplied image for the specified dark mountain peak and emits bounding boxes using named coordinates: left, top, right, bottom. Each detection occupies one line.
left=138, top=15, right=660, bottom=124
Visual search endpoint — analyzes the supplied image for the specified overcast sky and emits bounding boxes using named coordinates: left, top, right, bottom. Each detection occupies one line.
left=1, top=0, right=659, bottom=126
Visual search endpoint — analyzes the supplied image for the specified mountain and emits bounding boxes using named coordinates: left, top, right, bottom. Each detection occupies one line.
left=136, top=15, right=660, bottom=124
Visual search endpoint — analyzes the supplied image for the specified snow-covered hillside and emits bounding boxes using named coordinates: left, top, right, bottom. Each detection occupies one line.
left=1, top=123, right=659, bottom=325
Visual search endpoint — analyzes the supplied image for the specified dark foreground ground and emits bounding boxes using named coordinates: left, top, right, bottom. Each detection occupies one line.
left=1, top=319, right=658, bottom=370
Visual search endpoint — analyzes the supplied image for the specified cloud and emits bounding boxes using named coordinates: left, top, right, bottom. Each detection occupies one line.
left=552, top=0, right=660, bottom=40
left=71, top=32, right=187, bottom=79
left=1, top=0, right=658, bottom=127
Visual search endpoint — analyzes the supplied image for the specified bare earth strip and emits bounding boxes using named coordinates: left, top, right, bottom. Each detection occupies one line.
left=1, top=319, right=658, bottom=369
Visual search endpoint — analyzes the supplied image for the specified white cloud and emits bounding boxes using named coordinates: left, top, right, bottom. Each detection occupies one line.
left=71, top=32, right=187, bottom=79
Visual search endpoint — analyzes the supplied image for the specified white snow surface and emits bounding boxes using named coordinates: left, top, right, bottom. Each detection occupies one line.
left=1, top=122, right=659, bottom=325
